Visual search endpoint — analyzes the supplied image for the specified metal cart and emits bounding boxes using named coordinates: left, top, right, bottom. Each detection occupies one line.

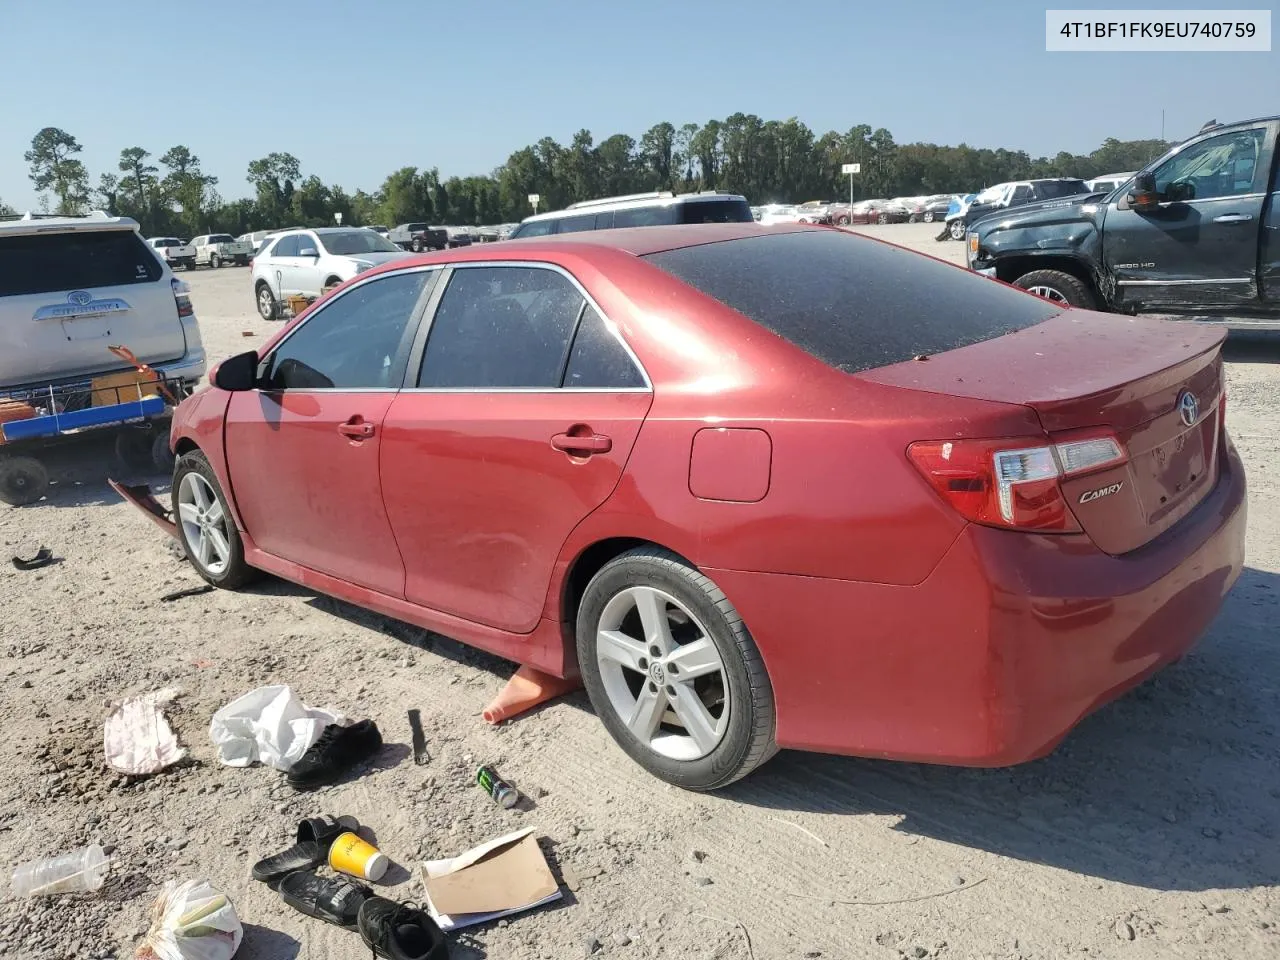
left=0, top=363, right=191, bottom=506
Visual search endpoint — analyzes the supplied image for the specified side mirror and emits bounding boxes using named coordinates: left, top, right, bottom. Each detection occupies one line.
left=1127, top=172, right=1159, bottom=211
left=212, top=350, right=260, bottom=392
left=298, top=247, right=319, bottom=259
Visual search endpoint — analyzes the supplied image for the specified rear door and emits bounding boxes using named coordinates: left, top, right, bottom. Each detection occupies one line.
left=0, top=224, right=186, bottom=388
left=381, top=263, right=652, bottom=633
left=1104, top=122, right=1275, bottom=309
left=223, top=268, right=436, bottom=594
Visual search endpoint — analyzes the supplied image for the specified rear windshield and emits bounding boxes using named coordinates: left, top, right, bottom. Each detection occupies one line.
left=678, top=198, right=752, bottom=224
left=208, top=234, right=234, bottom=243
left=1038, top=180, right=1089, bottom=199
left=0, top=229, right=163, bottom=298
left=405, top=223, right=429, bottom=232
left=644, top=230, right=1058, bottom=374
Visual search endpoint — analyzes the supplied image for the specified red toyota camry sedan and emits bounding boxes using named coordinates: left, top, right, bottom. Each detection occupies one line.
left=158, top=223, right=1245, bottom=790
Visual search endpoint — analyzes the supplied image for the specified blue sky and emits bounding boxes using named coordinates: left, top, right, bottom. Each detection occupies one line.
left=3, top=0, right=1275, bottom=210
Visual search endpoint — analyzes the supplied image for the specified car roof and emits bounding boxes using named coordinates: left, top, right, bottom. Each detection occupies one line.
left=0, top=212, right=139, bottom=235
left=520, top=192, right=749, bottom=225
left=444, top=222, right=822, bottom=259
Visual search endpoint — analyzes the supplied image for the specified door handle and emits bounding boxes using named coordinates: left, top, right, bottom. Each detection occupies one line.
left=1213, top=213, right=1253, bottom=224
left=551, top=431, right=612, bottom=455
left=338, top=417, right=375, bottom=440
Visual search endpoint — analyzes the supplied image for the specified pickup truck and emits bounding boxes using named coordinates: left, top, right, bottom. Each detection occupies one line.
left=146, top=236, right=196, bottom=271
left=389, top=222, right=449, bottom=252
left=941, top=178, right=1090, bottom=240
left=191, top=233, right=253, bottom=268
left=965, top=115, right=1280, bottom=329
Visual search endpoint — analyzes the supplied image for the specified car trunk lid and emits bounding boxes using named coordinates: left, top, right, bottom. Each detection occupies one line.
left=860, top=310, right=1226, bottom=554
left=0, top=224, right=186, bottom=389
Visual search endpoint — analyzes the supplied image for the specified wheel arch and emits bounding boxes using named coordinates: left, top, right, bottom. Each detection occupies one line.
left=995, top=254, right=1100, bottom=294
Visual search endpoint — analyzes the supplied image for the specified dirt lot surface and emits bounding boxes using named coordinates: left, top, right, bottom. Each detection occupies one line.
left=1, top=224, right=1278, bottom=959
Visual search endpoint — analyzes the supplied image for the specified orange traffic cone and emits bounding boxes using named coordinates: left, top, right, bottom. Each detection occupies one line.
left=482, top=665, right=582, bottom=724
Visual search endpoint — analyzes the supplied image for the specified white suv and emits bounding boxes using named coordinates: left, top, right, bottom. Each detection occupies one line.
left=0, top=213, right=205, bottom=391
left=251, top=227, right=412, bottom=320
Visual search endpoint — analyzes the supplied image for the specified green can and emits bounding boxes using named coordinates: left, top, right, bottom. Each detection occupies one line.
left=476, top=764, right=519, bottom=809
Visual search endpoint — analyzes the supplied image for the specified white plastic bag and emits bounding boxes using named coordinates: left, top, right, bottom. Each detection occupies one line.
left=208, top=684, right=343, bottom=771
left=135, top=879, right=242, bottom=960
left=105, top=687, right=187, bottom=775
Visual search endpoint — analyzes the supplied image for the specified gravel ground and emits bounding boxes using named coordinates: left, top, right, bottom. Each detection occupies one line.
left=1, top=225, right=1278, bottom=960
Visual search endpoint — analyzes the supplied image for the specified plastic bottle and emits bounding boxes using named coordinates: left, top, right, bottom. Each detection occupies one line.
left=11, top=845, right=109, bottom=897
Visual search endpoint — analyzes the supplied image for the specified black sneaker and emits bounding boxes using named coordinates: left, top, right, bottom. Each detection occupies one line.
left=357, top=897, right=449, bottom=960
left=287, top=720, right=383, bottom=789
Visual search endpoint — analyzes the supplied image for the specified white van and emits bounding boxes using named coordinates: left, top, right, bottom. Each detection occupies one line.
left=507, top=191, right=753, bottom=239
left=0, top=213, right=205, bottom=391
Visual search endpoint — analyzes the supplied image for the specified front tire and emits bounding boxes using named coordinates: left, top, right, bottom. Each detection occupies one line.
left=948, top=219, right=966, bottom=241
left=1014, top=269, right=1097, bottom=309
left=576, top=547, right=776, bottom=790
left=923, top=211, right=935, bottom=223
left=256, top=283, right=278, bottom=321
left=411, top=238, right=423, bottom=252
left=836, top=215, right=850, bottom=226
left=877, top=213, right=889, bottom=225
left=173, top=450, right=258, bottom=589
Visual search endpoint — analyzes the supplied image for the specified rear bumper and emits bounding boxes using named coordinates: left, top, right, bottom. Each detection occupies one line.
left=709, top=440, right=1247, bottom=766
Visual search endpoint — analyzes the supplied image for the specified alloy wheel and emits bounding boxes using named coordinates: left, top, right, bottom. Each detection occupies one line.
left=178, top=472, right=231, bottom=576
left=258, top=287, right=275, bottom=320
left=595, top=586, right=729, bottom=761
left=1027, top=284, right=1070, bottom=304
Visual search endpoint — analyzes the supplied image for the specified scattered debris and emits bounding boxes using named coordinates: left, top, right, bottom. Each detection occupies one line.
left=767, top=816, right=828, bottom=848
left=159, top=584, right=214, bottom=603
left=477, top=764, right=519, bottom=809
left=134, top=878, right=243, bottom=960
left=251, top=816, right=360, bottom=884
left=408, top=708, right=430, bottom=765
left=613, top=932, right=633, bottom=947
left=1114, top=918, right=1136, bottom=941
left=791, top=876, right=988, bottom=907
left=585, top=936, right=603, bottom=956
left=329, top=830, right=389, bottom=881
left=691, top=849, right=709, bottom=863
left=693, top=876, right=713, bottom=887
left=421, top=827, right=562, bottom=931
left=209, top=684, right=345, bottom=771
left=12, top=844, right=111, bottom=897
left=562, top=863, right=604, bottom=892
left=241, top=331, right=256, bottom=337
left=104, top=688, right=187, bottom=775
left=287, top=719, right=383, bottom=789
left=11, top=546, right=55, bottom=571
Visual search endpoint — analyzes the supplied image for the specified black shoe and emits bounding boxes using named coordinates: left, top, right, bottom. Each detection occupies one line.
left=279, top=869, right=374, bottom=927
left=287, top=720, right=383, bottom=789
left=358, top=897, right=449, bottom=959
left=251, top=814, right=359, bottom=882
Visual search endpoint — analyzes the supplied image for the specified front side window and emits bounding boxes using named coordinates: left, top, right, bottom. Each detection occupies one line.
left=418, top=266, right=584, bottom=389
left=1152, top=128, right=1267, bottom=201
left=264, top=271, right=432, bottom=390
left=1011, top=185, right=1034, bottom=202
left=511, top=220, right=555, bottom=239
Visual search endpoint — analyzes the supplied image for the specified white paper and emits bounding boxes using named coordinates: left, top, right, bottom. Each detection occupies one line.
left=207, top=684, right=343, bottom=771
left=104, top=688, right=187, bottom=775
left=419, top=827, right=563, bottom=932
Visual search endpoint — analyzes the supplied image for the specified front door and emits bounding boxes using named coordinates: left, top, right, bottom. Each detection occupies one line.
left=1105, top=122, right=1275, bottom=310
left=381, top=264, right=652, bottom=634
left=223, top=268, right=436, bottom=595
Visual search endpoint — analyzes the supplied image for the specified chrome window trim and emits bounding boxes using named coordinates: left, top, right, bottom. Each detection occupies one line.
left=256, top=265, right=442, bottom=390
left=402, top=259, right=654, bottom=393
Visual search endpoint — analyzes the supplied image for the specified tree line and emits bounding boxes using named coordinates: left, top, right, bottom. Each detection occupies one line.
left=14, top=117, right=1170, bottom=235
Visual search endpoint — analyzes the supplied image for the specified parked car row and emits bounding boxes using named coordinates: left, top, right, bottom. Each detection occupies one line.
left=145, top=233, right=254, bottom=269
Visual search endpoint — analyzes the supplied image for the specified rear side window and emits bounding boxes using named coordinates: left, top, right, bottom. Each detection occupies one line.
left=645, top=231, right=1058, bottom=375
left=419, top=266, right=584, bottom=389
left=0, top=230, right=162, bottom=297
left=556, top=214, right=596, bottom=234
left=273, top=235, right=301, bottom=257
left=563, top=306, right=645, bottom=389
left=614, top=206, right=674, bottom=228
left=679, top=198, right=753, bottom=224
left=1038, top=180, right=1088, bottom=199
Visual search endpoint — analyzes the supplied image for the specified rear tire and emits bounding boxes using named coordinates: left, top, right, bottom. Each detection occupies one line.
left=114, top=429, right=154, bottom=471
left=256, top=283, right=278, bottom=321
left=877, top=213, right=889, bottom=225
left=836, top=215, right=850, bottom=226
left=908, top=214, right=919, bottom=223
left=210, top=253, right=221, bottom=269
left=0, top=456, right=49, bottom=506
left=411, top=238, right=423, bottom=252
left=1014, top=269, right=1097, bottom=309
left=152, top=431, right=176, bottom=473
left=173, top=450, right=259, bottom=589
left=576, top=546, right=777, bottom=790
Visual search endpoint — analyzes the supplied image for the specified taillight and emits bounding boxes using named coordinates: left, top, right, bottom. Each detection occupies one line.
left=908, top=434, right=1126, bottom=533
left=171, top=277, right=193, bottom=318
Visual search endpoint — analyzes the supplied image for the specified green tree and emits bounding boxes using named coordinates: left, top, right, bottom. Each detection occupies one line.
left=640, top=122, right=676, bottom=190
left=159, top=145, right=219, bottom=235
left=0, top=197, right=15, bottom=217
left=94, top=174, right=121, bottom=216
left=376, top=166, right=435, bottom=226
left=246, top=152, right=302, bottom=221
left=25, top=127, right=90, bottom=215
left=117, top=147, right=158, bottom=230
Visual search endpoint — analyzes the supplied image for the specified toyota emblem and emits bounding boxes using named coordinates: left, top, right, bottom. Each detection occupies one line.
left=67, top=290, right=93, bottom=305
left=1177, top=390, right=1199, bottom=427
